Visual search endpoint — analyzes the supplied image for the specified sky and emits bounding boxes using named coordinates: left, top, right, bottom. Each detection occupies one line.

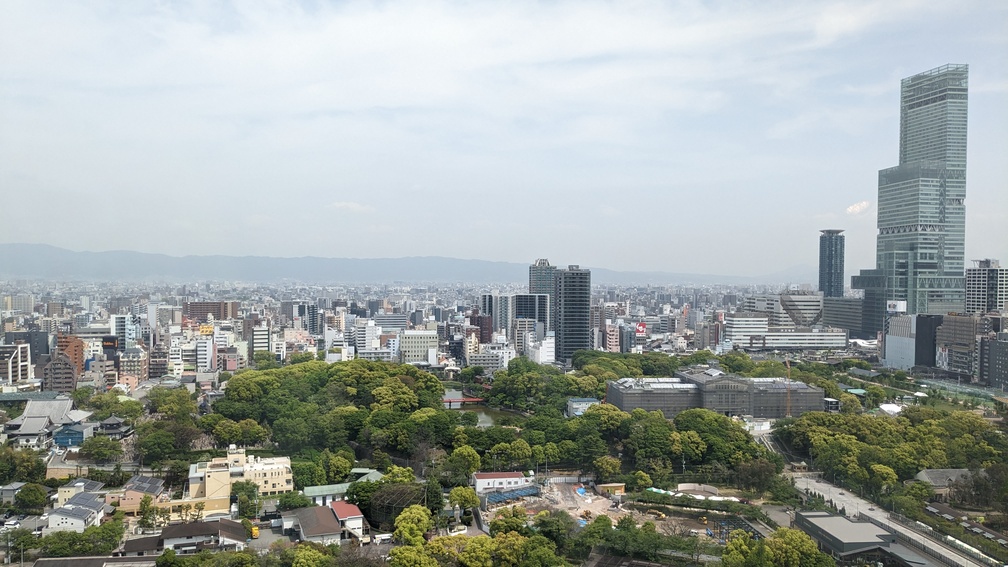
left=1, top=1, right=1006, bottom=279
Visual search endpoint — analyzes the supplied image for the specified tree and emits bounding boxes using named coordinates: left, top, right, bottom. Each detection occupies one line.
left=137, top=429, right=176, bottom=463
left=394, top=504, right=433, bottom=546
left=277, top=491, right=314, bottom=511
left=593, top=455, right=621, bottom=482
left=292, top=461, right=327, bottom=490
left=79, top=436, right=123, bottom=464
left=489, top=506, right=530, bottom=537
left=384, top=465, right=416, bottom=484
left=389, top=545, right=438, bottom=567
left=287, top=352, right=316, bottom=366
left=138, top=494, right=157, bottom=530
left=253, top=350, right=279, bottom=370
left=213, top=418, right=242, bottom=446
left=447, top=486, right=479, bottom=517
left=319, top=451, right=352, bottom=484
left=14, top=483, right=47, bottom=512
left=724, top=528, right=835, bottom=567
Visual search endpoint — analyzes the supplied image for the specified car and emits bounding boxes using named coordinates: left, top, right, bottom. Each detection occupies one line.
left=17, top=514, right=27, bottom=521
left=868, top=507, right=875, bottom=511
left=838, top=492, right=845, bottom=495
left=40, top=513, right=49, bottom=520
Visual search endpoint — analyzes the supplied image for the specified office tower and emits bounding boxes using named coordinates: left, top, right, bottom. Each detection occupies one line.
left=529, top=259, right=557, bottom=330
left=965, top=259, right=1008, bottom=314
left=853, top=65, right=968, bottom=335
left=554, top=265, right=591, bottom=363
left=818, top=230, right=845, bottom=298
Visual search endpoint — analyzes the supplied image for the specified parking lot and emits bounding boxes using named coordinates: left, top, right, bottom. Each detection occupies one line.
left=1, top=513, right=47, bottom=535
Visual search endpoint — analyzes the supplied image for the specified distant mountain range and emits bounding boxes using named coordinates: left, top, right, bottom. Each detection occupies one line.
left=0, top=243, right=816, bottom=285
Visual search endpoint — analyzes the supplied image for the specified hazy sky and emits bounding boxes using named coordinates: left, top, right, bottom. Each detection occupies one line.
left=2, top=1, right=1006, bottom=278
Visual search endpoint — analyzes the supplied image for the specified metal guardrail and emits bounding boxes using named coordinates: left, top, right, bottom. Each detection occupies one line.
left=886, top=512, right=1003, bottom=567
left=855, top=512, right=972, bottom=567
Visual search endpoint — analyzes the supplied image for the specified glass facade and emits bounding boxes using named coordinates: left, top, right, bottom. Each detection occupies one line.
left=854, top=65, right=968, bottom=332
left=554, top=265, right=591, bottom=363
left=818, top=229, right=845, bottom=298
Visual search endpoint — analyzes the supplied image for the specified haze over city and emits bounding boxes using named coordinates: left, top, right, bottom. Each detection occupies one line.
left=1, top=1, right=1006, bottom=278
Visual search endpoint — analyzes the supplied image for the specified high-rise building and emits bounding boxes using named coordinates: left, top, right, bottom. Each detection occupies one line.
left=818, top=230, right=845, bottom=298
left=529, top=259, right=557, bottom=330
left=854, top=64, right=968, bottom=335
left=965, top=259, right=1008, bottom=315
left=42, top=351, right=79, bottom=393
left=554, top=265, right=591, bottom=363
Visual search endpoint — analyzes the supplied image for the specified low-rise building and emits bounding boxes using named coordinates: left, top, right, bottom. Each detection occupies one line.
left=48, top=492, right=107, bottom=533
left=302, top=468, right=384, bottom=506
left=565, top=397, right=600, bottom=417
left=794, top=511, right=931, bottom=565
left=105, top=475, right=165, bottom=514
left=284, top=506, right=344, bottom=545
left=0, top=482, right=26, bottom=504
left=121, top=519, right=247, bottom=556
left=913, top=469, right=970, bottom=502
left=189, top=445, right=293, bottom=499
left=606, top=367, right=825, bottom=419
left=53, top=423, right=93, bottom=448
left=471, top=472, right=534, bottom=494
left=331, top=501, right=369, bottom=544
left=57, top=478, right=105, bottom=507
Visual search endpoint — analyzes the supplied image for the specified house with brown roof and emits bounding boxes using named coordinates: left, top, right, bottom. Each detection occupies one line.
left=284, top=506, right=344, bottom=545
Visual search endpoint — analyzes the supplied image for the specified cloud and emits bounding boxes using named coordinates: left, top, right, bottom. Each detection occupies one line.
left=0, top=1, right=1005, bottom=274
left=327, top=201, right=373, bottom=213
left=846, top=201, right=871, bottom=215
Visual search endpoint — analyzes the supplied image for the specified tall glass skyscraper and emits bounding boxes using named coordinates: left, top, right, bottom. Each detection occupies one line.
left=854, top=64, right=968, bottom=334
left=554, top=265, right=591, bottom=363
left=819, top=229, right=845, bottom=298
left=529, top=259, right=557, bottom=330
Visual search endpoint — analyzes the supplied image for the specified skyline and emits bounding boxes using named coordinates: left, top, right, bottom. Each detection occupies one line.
left=2, top=2, right=1006, bottom=278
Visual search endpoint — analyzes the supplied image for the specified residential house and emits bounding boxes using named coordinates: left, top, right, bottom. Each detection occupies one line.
left=105, top=475, right=165, bottom=515
left=331, top=501, right=369, bottom=544
left=284, top=506, right=344, bottom=545
left=57, top=478, right=105, bottom=507
left=48, top=492, right=107, bottom=533
left=0, top=482, right=26, bottom=504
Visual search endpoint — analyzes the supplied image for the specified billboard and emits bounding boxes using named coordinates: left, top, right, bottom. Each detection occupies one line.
left=886, top=300, right=907, bottom=314
left=635, top=322, right=647, bottom=335
left=102, top=336, right=118, bottom=350
left=199, top=324, right=215, bottom=336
